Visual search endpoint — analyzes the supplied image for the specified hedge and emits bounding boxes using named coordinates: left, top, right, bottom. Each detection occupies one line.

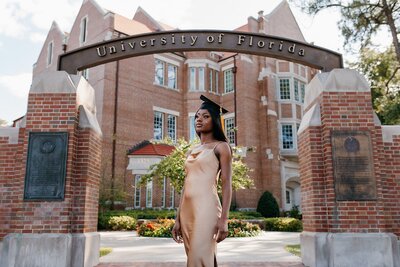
left=264, top=217, right=303, bottom=232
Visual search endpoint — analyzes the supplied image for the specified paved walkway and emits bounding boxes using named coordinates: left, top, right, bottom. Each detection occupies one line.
left=96, top=231, right=305, bottom=267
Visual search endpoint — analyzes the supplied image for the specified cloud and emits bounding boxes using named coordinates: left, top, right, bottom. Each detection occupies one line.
left=0, top=0, right=80, bottom=40
left=0, top=72, right=31, bottom=98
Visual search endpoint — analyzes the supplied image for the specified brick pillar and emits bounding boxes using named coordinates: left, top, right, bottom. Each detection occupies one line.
left=298, top=69, right=400, bottom=267
left=0, top=71, right=102, bottom=267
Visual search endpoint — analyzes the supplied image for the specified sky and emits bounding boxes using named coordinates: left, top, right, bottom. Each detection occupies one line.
left=0, top=0, right=392, bottom=125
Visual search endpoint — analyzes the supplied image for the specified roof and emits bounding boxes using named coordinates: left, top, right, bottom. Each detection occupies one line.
left=114, top=14, right=152, bottom=35
left=127, top=140, right=175, bottom=156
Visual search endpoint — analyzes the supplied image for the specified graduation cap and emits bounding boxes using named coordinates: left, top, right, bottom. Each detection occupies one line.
left=199, top=94, right=229, bottom=131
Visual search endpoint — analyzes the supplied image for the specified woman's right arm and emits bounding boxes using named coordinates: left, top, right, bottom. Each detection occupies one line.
left=172, top=187, right=185, bottom=243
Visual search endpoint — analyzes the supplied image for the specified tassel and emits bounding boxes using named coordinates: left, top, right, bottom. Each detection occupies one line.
left=220, top=106, right=225, bottom=132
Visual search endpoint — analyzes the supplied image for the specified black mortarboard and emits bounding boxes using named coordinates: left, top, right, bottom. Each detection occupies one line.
left=199, top=95, right=229, bottom=117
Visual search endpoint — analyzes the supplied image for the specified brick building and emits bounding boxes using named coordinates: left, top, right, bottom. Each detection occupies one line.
left=32, top=0, right=318, bottom=211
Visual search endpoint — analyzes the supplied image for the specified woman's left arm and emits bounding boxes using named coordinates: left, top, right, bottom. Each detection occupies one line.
left=215, top=142, right=232, bottom=243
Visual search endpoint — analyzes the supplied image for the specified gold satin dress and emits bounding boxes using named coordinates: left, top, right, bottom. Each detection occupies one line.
left=180, top=143, right=222, bottom=267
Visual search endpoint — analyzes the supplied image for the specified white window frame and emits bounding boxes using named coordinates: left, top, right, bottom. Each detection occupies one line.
left=198, top=67, right=205, bottom=91
left=167, top=114, right=177, bottom=142
left=47, top=41, right=53, bottom=67
left=188, top=113, right=197, bottom=142
left=153, top=111, right=164, bottom=141
left=146, top=180, right=153, bottom=208
left=224, top=113, right=235, bottom=145
left=279, top=78, right=291, bottom=100
left=224, top=68, right=234, bottom=94
left=280, top=123, right=295, bottom=150
left=169, top=185, right=175, bottom=208
left=189, top=67, right=196, bottom=91
left=154, top=59, right=165, bottom=86
left=134, top=175, right=141, bottom=208
left=167, top=64, right=178, bottom=89
left=161, top=177, right=166, bottom=208
left=79, top=16, right=88, bottom=45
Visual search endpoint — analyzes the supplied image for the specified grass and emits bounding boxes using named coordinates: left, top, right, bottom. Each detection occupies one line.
left=100, top=247, right=113, bottom=257
left=285, top=244, right=301, bottom=257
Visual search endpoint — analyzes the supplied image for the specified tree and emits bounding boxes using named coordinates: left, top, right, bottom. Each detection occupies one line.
left=141, top=138, right=254, bottom=193
left=293, top=0, right=400, bottom=63
left=351, top=45, right=400, bottom=124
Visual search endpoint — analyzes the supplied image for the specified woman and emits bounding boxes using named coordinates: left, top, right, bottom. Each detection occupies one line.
left=172, top=95, right=233, bottom=267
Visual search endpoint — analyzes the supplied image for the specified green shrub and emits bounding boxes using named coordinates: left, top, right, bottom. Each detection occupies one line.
left=264, top=217, right=303, bottom=232
left=229, top=211, right=263, bottom=219
left=228, top=219, right=261, bottom=237
left=136, top=219, right=261, bottom=238
left=137, top=219, right=174, bottom=237
left=108, top=216, right=136, bottom=230
left=100, top=247, right=113, bottom=257
left=256, top=191, right=280, bottom=218
left=288, top=205, right=302, bottom=220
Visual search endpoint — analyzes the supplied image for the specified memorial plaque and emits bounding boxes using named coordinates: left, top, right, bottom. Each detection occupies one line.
left=24, top=132, right=68, bottom=200
left=331, top=130, right=376, bottom=201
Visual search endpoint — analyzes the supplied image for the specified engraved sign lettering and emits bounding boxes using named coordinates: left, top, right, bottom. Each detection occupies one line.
left=331, top=130, right=376, bottom=201
left=24, top=132, right=68, bottom=200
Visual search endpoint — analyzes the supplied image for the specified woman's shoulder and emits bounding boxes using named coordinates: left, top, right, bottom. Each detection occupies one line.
left=214, top=141, right=232, bottom=154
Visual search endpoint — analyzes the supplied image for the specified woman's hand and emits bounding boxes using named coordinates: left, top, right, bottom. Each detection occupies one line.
left=214, top=217, right=229, bottom=243
left=172, top=220, right=183, bottom=243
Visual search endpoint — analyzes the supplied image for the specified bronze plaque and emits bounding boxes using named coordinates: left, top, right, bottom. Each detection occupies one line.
left=331, top=130, right=376, bottom=201
left=24, top=132, right=68, bottom=200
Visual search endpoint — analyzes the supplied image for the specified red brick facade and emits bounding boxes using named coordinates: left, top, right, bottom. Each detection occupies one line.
left=298, top=70, right=400, bottom=236
left=0, top=76, right=102, bottom=240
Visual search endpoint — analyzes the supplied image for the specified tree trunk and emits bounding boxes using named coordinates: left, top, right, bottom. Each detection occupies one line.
left=382, top=0, right=400, bottom=64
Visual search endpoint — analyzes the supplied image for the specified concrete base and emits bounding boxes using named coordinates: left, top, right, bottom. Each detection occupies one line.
left=301, top=232, right=400, bottom=267
left=0, top=232, right=99, bottom=267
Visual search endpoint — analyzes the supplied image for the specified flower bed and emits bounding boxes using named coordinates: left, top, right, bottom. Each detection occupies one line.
left=136, top=218, right=261, bottom=238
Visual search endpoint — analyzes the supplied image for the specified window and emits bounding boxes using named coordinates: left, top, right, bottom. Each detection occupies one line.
left=189, top=67, right=196, bottom=91
left=167, top=114, right=176, bottom=142
left=47, top=41, right=53, bottom=66
left=279, top=78, right=291, bottom=100
left=161, top=177, right=166, bottom=208
left=224, top=69, right=234, bottom=93
left=281, top=124, right=294, bottom=149
left=155, top=59, right=164, bottom=86
left=300, top=82, right=305, bottom=103
left=209, top=69, right=219, bottom=93
left=198, top=67, right=205, bottom=91
left=169, top=186, right=175, bottom=208
left=168, top=64, right=177, bottom=89
left=286, top=190, right=291, bottom=204
left=294, top=80, right=299, bottom=101
left=189, top=116, right=197, bottom=141
left=225, top=117, right=235, bottom=145
left=146, top=180, right=152, bottom=208
left=153, top=111, right=163, bottom=140
left=80, top=17, right=88, bottom=44
left=134, top=175, right=141, bottom=208
left=82, top=69, right=89, bottom=80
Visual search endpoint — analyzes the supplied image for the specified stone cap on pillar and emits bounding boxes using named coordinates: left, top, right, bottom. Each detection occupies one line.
left=304, top=68, right=370, bottom=109
left=30, top=70, right=102, bottom=136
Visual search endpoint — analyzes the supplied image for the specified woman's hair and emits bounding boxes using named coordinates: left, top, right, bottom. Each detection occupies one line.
left=195, top=108, right=228, bottom=142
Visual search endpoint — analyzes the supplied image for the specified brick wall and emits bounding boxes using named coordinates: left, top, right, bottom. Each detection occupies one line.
left=0, top=75, right=102, bottom=240
left=298, top=70, right=400, bottom=236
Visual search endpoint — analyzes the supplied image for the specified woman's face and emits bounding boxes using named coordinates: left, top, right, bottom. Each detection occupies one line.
left=195, top=109, right=213, bottom=133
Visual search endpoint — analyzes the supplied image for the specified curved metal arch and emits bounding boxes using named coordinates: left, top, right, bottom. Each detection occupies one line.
left=58, top=30, right=343, bottom=74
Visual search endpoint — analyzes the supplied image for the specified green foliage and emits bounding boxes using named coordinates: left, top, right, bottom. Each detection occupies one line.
left=140, top=138, right=254, bottom=193
left=293, top=0, right=400, bottom=59
left=350, top=45, right=400, bottom=124
left=264, top=218, right=303, bottom=232
left=285, top=244, right=301, bottom=257
left=227, top=219, right=261, bottom=237
left=256, top=191, right=280, bottom=218
left=100, top=247, right=113, bottom=257
left=229, top=211, right=263, bottom=219
left=137, top=219, right=175, bottom=237
left=288, top=205, right=302, bottom=220
left=98, top=209, right=175, bottom=230
left=108, top=216, right=136, bottom=231
left=136, top=219, right=261, bottom=238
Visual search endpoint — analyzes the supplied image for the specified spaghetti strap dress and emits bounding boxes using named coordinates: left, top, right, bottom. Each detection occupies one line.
left=179, top=143, right=222, bottom=267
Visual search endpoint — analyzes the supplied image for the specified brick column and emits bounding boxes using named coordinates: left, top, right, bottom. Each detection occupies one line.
left=0, top=71, right=102, bottom=267
left=298, top=69, right=400, bottom=267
